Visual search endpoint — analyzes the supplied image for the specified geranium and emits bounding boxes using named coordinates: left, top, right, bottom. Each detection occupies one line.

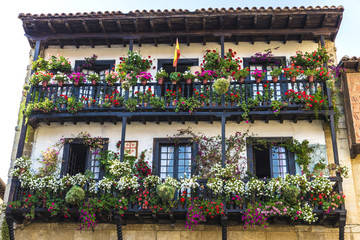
left=69, top=72, right=86, bottom=85
left=137, top=71, right=153, bottom=83
left=105, top=70, right=119, bottom=84
left=251, top=69, right=266, bottom=79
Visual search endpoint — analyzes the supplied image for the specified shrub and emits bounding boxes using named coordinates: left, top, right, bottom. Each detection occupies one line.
left=156, top=184, right=175, bottom=202
left=65, top=185, right=85, bottom=205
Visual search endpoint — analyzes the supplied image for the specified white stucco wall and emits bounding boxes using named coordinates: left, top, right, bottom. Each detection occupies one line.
left=29, top=120, right=326, bottom=173
left=43, top=41, right=319, bottom=76
left=31, top=40, right=323, bottom=174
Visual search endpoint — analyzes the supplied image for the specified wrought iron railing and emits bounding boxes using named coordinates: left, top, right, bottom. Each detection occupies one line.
left=27, top=79, right=329, bottom=113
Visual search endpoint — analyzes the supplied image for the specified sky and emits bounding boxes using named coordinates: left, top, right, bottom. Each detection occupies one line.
left=0, top=0, right=359, bottom=182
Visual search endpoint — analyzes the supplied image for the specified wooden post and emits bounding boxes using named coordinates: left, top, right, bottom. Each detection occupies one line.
left=129, top=39, right=134, bottom=52
left=221, top=115, right=226, bottom=168
left=120, top=117, right=127, bottom=162
left=220, top=36, right=225, bottom=59
left=321, top=35, right=346, bottom=240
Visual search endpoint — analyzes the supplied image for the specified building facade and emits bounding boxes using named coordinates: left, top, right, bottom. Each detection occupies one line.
left=4, top=5, right=359, bottom=240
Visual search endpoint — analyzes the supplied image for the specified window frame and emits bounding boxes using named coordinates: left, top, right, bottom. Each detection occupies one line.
left=246, top=137, right=296, bottom=178
left=152, top=138, right=197, bottom=179
left=74, top=60, right=116, bottom=73
left=60, top=138, right=109, bottom=179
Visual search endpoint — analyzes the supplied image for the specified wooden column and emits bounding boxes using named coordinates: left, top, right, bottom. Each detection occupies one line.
left=321, top=35, right=346, bottom=240
left=119, top=117, right=127, bottom=162
left=129, top=39, right=134, bottom=52
left=220, top=36, right=225, bottom=58
left=221, top=115, right=226, bottom=168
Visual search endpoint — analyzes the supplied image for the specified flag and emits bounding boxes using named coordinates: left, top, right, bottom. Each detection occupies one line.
left=173, top=38, right=180, bottom=67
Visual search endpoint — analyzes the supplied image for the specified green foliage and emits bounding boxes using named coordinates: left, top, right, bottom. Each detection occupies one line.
left=125, top=98, right=137, bottom=112
left=169, top=72, right=182, bottom=82
left=213, top=78, right=230, bottom=95
left=65, top=185, right=85, bottom=205
left=270, top=67, right=283, bottom=77
left=149, top=96, right=165, bottom=109
left=1, top=218, right=10, bottom=240
left=156, top=184, right=175, bottom=202
left=282, top=185, right=299, bottom=205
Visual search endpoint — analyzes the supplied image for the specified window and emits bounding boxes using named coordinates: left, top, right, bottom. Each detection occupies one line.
left=247, top=138, right=295, bottom=178
left=158, top=59, right=199, bottom=79
left=74, top=60, right=116, bottom=82
left=243, top=57, right=287, bottom=100
left=153, top=138, right=196, bottom=179
left=61, top=139, right=108, bottom=179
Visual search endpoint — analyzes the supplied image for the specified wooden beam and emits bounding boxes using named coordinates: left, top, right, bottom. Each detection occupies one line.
left=321, top=14, right=328, bottom=28
left=203, top=17, right=207, bottom=30
left=116, top=20, right=123, bottom=32
left=167, top=18, right=172, bottom=31
left=99, top=20, right=111, bottom=47
left=47, top=21, right=56, bottom=33
left=253, top=15, right=258, bottom=27
left=304, top=15, right=309, bottom=28
left=219, top=16, right=224, bottom=30
left=25, top=27, right=339, bottom=41
left=149, top=18, right=155, bottom=31
left=287, top=16, right=293, bottom=28
left=236, top=15, right=241, bottom=29
left=134, top=19, right=139, bottom=32
left=270, top=15, right=275, bottom=29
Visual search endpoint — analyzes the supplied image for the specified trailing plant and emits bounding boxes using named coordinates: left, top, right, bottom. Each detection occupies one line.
left=213, top=78, right=230, bottom=95
left=169, top=72, right=182, bottom=83
left=155, top=68, right=168, bottom=80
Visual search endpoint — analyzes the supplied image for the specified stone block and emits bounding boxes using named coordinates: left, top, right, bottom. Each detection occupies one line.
left=123, top=230, right=157, bottom=240
left=157, top=230, right=181, bottom=240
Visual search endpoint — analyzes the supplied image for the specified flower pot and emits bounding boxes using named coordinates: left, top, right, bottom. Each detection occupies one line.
left=91, top=79, right=97, bottom=85
left=308, top=75, right=314, bottom=83
left=107, top=81, right=113, bottom=86
left=171, top=80, right=177, bottom=85
left=120, top=78, right=125, bottom=84
left=202, top=79, right=208, bottom=85
left=186, top=79, right=192, bottom=85
left=74, top=81, right=79, bottom=86
left=255, top=77, right=262, bottom=84
left=239, top=77, right=245, bottom=83
left=272, top=76, right=278, bottom=83
left=42, top=81, right=48, bottom=87
left=290, top=76, right=296, bottom=83
left=157, top=78, right=164, bottom=85
left=58, top=81, right=63, bottom=87
left=141, top=80, right=147, bottom=86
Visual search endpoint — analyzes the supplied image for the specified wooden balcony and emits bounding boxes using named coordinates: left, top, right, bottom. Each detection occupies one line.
left=7, top=177, right=344, bottom=227
left=26, top=79, right=331, bottom=127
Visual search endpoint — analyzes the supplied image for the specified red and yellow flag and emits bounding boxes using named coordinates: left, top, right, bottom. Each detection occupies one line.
left=173, top=38, right=180, bottom=67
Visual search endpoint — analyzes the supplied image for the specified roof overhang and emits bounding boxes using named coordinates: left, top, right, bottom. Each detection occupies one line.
left=18, top=6, right=344, bottom=48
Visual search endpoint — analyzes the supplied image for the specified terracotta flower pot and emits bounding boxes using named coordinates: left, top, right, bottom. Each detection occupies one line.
left=255, top=77, right=262, bottom=84
left=107, top=80, right=113, bottom=86
left=290, top=76, right=296, bottom=83
left=202, top=79, right=208, bottom=85
left=272, top=76, right=278, bottom=83
left=308, top=75, right=314, bottom=83
left=239, top=77, right=245, bottom=83
left=171, top=80, right=177, bottom=85
left=186, top=79, right=193, bottom=85
left=74, top=81, right=79, bottom=86
left=91, top=79, right=97, bottom=85
left=141, top=80, right=147, bottom=85
left=158, top=78, right=164, bottom=85
left=58, top=81, right=63, bottom=87
left=42, top=81, right=48, bottom=87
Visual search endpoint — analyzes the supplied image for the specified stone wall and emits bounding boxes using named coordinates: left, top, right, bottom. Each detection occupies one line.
left=14, top=223, right=351, bottom=240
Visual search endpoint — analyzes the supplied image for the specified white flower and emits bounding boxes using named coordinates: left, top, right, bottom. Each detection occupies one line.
left=224, top=178, right=245, bottom=195
left=109, top=160, right=131, bottom=177
left=245, top=178, right=265, bottom=197
left=180, top=176, right=199, bottom=190
left=163, top=176, right=180, bottom=190
left=143, top=175, right=162, bottom=188
left=116, top=176, right=140, bottom=192
left=207, top=177, right=224, bottom=194
left=98, top=177, right=115, bottom=192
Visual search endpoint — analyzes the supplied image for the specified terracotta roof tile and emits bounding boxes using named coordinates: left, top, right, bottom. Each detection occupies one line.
left=18, top=5, right=344, bottom=19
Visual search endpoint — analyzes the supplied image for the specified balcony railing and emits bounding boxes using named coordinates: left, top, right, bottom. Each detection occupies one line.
left=8, top=176, right=344, bottom=226
left=27, top=79, right=330, bottom=123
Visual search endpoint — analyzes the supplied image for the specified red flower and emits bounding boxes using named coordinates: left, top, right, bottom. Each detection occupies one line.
left=180, top=198, right=185, bottom=203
